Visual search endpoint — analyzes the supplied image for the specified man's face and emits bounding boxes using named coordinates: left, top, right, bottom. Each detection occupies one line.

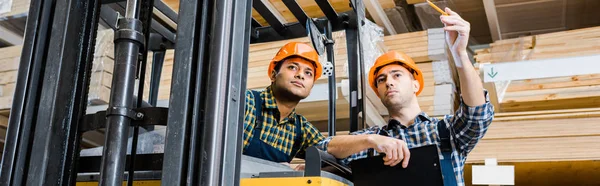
left=374, top=64, right=419, bottom=108
left=271, top=57, right=316, bottom=101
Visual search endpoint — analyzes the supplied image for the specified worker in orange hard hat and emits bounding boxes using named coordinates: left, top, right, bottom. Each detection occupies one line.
left=242, top=42, right=325, bottom=168
left=318, top=8, right=494, bottom=186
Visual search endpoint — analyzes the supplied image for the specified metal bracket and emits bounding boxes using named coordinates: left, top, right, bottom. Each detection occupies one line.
left=324, top=39, right=335, bottom=45
left=81, top=107, right=168, bottom=132
left=106, top=107, right=144, bottom=120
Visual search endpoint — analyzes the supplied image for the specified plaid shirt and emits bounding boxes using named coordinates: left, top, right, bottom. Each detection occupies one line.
left=242, top=86, right=325, bottom=158
left=317, top=90, right=494, bottom=186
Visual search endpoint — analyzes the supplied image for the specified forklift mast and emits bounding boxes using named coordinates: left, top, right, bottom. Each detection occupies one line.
left=0, top=0, right=367, bottom=185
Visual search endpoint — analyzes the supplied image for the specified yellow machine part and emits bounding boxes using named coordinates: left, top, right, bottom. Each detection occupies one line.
left=76, top=177, right=348, bottom=186
left=240, top=176, right=349, bottom=186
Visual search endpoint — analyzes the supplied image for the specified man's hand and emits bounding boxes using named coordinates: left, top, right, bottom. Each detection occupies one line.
left=440, top=7, right=470, bottom=67
left=368, top=134, right=410, bottom=168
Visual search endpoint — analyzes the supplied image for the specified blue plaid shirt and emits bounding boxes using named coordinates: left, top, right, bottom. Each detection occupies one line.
left=317, top=90, right=494, bottom=186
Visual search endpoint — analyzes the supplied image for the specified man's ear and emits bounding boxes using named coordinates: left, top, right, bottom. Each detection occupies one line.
left=412, top=79, right=420, bottom=94
left=270, top=70, right=277, bottom=82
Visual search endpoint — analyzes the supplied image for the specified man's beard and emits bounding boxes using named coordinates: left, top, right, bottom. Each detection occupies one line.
left=272, top=84, right=307, bottom=102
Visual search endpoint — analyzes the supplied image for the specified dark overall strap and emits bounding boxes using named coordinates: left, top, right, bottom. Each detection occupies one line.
left=252, top=90, right=302, bottom=160
left=290, top=115, right=304, bottom=158
left=438, top=121, right=452, bottom=152
left=252, top=91, right=263, bottom=126
left=438, top=121, right=458, bottom=186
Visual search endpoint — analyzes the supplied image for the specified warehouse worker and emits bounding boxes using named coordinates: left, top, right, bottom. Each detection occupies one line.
left=242, top=42, right=325, bottom=165
left=317, top=8, right=494, bottom=186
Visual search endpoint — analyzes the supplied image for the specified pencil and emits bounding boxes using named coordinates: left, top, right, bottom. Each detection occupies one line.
left=426, top=0, right=449, bottom=16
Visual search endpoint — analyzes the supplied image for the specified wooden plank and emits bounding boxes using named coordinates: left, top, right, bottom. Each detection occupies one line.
left=0, top=70, right=17, bottom=84
left=0, top=96, right=12, bottom=110
left=494, top=107, right=600, bottom=117
left=500, top=96, right=600, bottom=113
left=467, top=135, right=600, bottom=163
left=483, top=0, right=502, bottom=41
left=0, top=83, right=15, bottom=97
left=493, top=110, right=600, bottom=122
left=483, top=117, right=600, bottom=140
left=503, top=84, right=600, bottom=103
left=364, top=0, right=396, bottom=35
left=0, top=45, right=22, bottom=59
left=464, top=161, right=600, bottom=186
left=507, top=74, right=600, bottom=92
left=0, top=25, right=22, bottom=45
left=0, top=56, right=19, bottom=72
left=259, top=0, right=288, bottom=24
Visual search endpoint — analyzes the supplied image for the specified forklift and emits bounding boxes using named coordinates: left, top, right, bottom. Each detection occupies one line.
left=0, top=0, right=374, bottom=185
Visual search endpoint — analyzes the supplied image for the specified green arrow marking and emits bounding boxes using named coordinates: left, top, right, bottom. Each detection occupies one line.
left=487, top=67, right=498, bottom=78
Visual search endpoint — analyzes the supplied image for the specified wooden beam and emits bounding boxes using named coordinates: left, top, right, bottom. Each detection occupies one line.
left=0, top=25, right=22, bottom=45
left=483, top=0, right=502, bottom=41
left=482, top=54, right=600, bottom=83
left=363, top=0, right=397, bottom=35
left=259, top=0, right=287, bottom=24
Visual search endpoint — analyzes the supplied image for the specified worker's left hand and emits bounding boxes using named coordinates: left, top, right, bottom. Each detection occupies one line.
left=440, top=7, right=470, bottom=67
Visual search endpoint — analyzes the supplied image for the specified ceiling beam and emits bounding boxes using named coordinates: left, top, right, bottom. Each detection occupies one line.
left=253, top=0, right=286, bottom=33
left=255, top=0, right=287, bottom=24
left=282, top=0, right=309, bottom=29
left=363, top=0, right=397, bottom=35
left=314, top=0, right=339, bottom=24
left=0, top=26, right=23, bottom=46
left=483, top=0, right=502, bottom=41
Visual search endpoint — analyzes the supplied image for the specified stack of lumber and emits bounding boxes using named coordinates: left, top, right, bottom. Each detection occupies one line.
left=151, top=29, right=457, bottom=126
left=88, top=29, right=115, bottom=105
left=0, top=29, right=150, bottom=109
left=0, top=45, right=20, bottom=110
left=474, top=26, right=600, bottom=112
left=467, top=108, right=600, bottom=163
left=474, top=26, right=600, bottom=63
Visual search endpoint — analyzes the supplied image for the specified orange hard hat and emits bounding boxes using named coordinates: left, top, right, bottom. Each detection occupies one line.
left=368, top=51, right=424, bottom=96
left=268, top=42, right=322, bottom=81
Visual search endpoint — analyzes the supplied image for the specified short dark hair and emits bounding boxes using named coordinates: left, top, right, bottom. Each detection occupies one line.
left=273, top=60, right=285, bottom=73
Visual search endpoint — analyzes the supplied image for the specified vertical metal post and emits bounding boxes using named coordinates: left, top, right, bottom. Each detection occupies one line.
left=220, top=0, right=252, bottom=185
left=0, top=0, right=53, bottom=184
left=347, top=0, right=366, bottom=132
left=162, top=0, right=211, bottom=184
left=149, top=51, right=166, bottom=106
left=128, top=0, right=154, bottom=184
left=18, top=0, right=100, bottom=184
left=324, top=20, right=337, bottom=137
left=345, top=28, right=360, bottom=133
left=99, top=0, right=145, bottom=185
left=197, top=0, right=235, bottom=184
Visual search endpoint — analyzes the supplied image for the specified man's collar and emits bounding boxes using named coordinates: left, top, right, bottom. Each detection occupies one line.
left=263, top=86, right=278, bottom=109
left=384, top=112, right=432, bottom=130
left=264, top=86, right=298, bottom=124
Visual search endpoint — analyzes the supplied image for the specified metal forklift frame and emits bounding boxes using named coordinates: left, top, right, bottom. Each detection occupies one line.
left=0, top=0, right=368, bottom=185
